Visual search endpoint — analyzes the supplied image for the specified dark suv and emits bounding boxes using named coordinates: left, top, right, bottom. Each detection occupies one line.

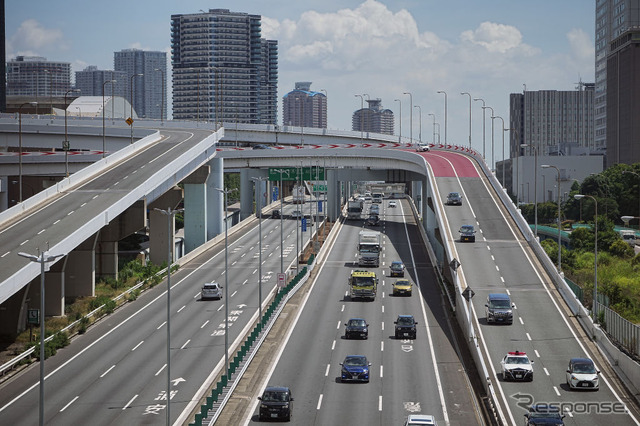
left=345, top=318, right=369, bottom=339
left=446, top=192, right=462, bottom=205
left=394, top=315, right=418, bottom=339
left=485, top=293, right=514, bottom=324
left=258, top=386, right=294, bottom=421
left=272, top=209, right=281, bottom=219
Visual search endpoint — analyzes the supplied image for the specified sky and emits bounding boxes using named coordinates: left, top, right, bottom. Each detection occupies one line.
left=6, top=0, right=595, bottom=155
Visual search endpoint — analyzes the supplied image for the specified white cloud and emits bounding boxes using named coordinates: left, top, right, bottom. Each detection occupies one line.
left=8, top=19, right=66, bottom=57
left=567, top=28, right=594, bottom=62
left=459, top=21, right=526, bottom=53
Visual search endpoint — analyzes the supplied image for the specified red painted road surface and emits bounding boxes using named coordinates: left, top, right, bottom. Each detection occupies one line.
left=414, top=150, right=480, bottom=178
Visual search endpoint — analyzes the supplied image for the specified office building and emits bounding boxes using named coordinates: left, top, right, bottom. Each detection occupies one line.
left=282, top=82, right=327, bottom=128
left=170, top=8, right=278, bottom=124
left=114, top=49, right=166, bottom=120
left=75, top=66, right=127, bottom=98
left=352, top=99, right=394, bottom=135
left=6, top=56, right=71, bottom=97
left=606, top=28, right=640, bottom=167
left=509, top=88, right=595, bottom=159
left=595, top=0, right=640, bottom=150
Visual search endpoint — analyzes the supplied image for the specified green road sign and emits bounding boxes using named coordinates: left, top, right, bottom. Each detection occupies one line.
left=269, top=167, right=325, bottom=181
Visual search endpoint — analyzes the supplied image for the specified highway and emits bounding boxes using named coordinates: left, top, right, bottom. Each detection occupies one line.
left=0, top=197, right=319, bottom=425
left=429, top=150, right=640, bottom=425
left=244, top=197, right=481, bottom=425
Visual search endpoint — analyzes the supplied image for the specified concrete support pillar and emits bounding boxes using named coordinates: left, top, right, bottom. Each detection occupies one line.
left=0, top=285, right=29, bottom=337
left=65, top=234, right=98, bottom=299
left=327, top=169, right=340, bottom=222
left=207, top=158, right=224, bottom=239
left=184, top=166, right=210, bottom=253
left=149, top=188, right=183, bottom=266
left=240, top=168, right=257, bottom=220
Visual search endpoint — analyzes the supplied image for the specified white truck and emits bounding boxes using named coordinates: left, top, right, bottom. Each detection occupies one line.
left=358, top=230, right=381, bottom=266
left=619, top=230, right=637, bottom=247
left=292, top=185, right=306, bottom=204
left=347, top=200, right=364, bottom=220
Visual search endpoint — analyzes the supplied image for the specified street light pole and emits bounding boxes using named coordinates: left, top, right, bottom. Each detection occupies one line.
left=437, top=90, right=448, bottom=144
left=428, top=113, right=436, bottom=145
left=130, top=73, right=144, bottom=144
left=215, top=187, right=235, bottom=375
left=403, top=92, right=413, bottom=146
left=542, top=165, right=562, bottom=271
left=154, top=68, right=165, bottom=124
left=574, top=194, right=598, bottom=321
left=522, top=144, right=539, bottom=236
left=251, top=177, right=267, bottom=320
left=461, top=92, right=472, bottom=149
left=483, top=106, right=495, bottom=170
left=19, top=249, right=64, bottom=426
left=355, top=94, right=364, bottom=146
left=474, top=98, right=486, bottom=159
left=43, top=70, right=52, bottom=115
left=414, top=105, right=422, bottom=144
left=153, top=207, right=182, bottom=426
left=394, top=99, right=402, bottom=143
left=18, top=102, right=37, bottom=203
left=64, top=89, right=81, bottom=178
left=493, top=115, right=506, bottom=186
left=102, top=80, right=116, bottom=158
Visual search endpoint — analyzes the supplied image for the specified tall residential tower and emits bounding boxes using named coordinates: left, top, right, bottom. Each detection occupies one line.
left=114, top=49, right=167, bottom=120
left=282, top=82, right=327, bottom=128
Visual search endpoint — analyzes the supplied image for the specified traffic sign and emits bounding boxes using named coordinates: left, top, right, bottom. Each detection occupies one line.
left=301, top=218, right=307, bottom=232
left=125, top=117, right=133, bottom=126
left=268, top=167, right=325, bottom=181
left=27, top=309, right=39, bottom=325
left=462, top=287, right=475, bottom=301
left=277, top=273, right=286, bottom=288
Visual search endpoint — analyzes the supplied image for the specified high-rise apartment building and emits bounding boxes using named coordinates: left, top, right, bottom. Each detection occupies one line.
left=170, top=9, right=278, bottom=124
left=352, top=99, right=394, bottom=135
left=75, top=66, right=127, bottom=98
left=509, top=88, right=595, bottom=158
left=606, top=28, right=640, bottom=166
left=594, top=0, right=640, bottom=150
left=282, top=82, right=327, bottom=128
left=114, top=49, right=166, bottom=120
left=6, top=56, right=71, bottom=97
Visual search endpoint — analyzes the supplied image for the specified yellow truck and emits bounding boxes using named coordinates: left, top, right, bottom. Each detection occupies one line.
left=349, top=270, right=378, bottom=301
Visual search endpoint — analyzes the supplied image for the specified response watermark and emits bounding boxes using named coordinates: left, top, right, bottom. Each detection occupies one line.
left=510, top=392, right=628, bottom=416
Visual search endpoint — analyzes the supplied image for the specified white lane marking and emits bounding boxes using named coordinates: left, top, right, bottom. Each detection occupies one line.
left=181, top=340, right=190, bottom=349
left=519, top=317, right=524, bottom=325
left=155, top=364, right=167, bottom=376
left=194, top=292, right=200, bottom=299
left=242, top=279, right=248, bottom=286
left=20, top=240, right=28, bottom=246
left=325, top=364, right=330, bottom=377
left=378, top=395, right=383, bottom=411
left=381, top=341, right=384, bottom=352
left=157, top=321, right=166, bottom=330
left=553, top=386, right=561, bottom=396
left=132, top=341, right=144, bottom=351
left=231, top=291, right=237, bottom=298
left=491, top=255, right=495, bottom=261
left=487, top=246, right=491, bottom=251
left=92, top=195, right=99, bottom=199
left=201, top=320, right=209, bottom=329
left=37, top=229, right=45, bottom=235
left=123, top=394, right=138, bottom=410
left=506, top=289, right=511, bottom=295
left=495, top=265, right=500, bottom=272
left=534, top=350, right=540, bottom=358
left=241, top=253, right=246, bottom=258
left=113, top=181, right=119, bottom=186
left=100, top=365, right=116, bottom=377
left=60, top=396, right=79, bottom=412
left=565, top=408, right=574, bottom=418
left=543, top=368, right=550, bottom=376
left=381, top=322, right=384, bottom=331
left=382, top=292, right=385, bottom=298
left=53, top=219, right=60, bottom=224
left=178, top=305, right=186, bottom=313
left=253, top=269, right=257, bottom=274
left=341, top=304, right=345, bottom=312
left=317, top=394, right=323, bottom=410
left=217, top=304, right=224, bottom=312
left=381, top=305, right=384, bottom=313
left=380, top=365, right=384, bottom=378
left=123, top=175, right=128, bottom=180
left=80, top=203, right=87, bottom=207
left=500, top=277, right=505, bottom=283
left=336, top=321, right=341, bottom=330
left=232, top=261, right=237, bottom=266
left=526, top=333, right=532, bottom=341
left=67, top=210, right=74, bottom=216
left=1, top=252, right=10, bottom=258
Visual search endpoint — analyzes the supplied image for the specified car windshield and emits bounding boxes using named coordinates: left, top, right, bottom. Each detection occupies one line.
left=359, top=246, right=380, bottom=253
left=353, top=276, right=375, bottom=286
left=528, top=412, right=562, bottom=419
left=489, top=299, right=511, bottom=308
left=573, top=362, right=596, bottom=373
left=460, top=225, right=474, bottom=233
left=397, top=317, right=414, bottom=325
left=348, top=319, right=366, bottom=327
left=391, top=262, right=403, bottom=269
left=395, top=280, right=410, bottom=286
left=344, top=356, right=367, bottom=366
left=449, top=193, right=460, bottom=198
left=506, top=357, right=529, bottom=364
left=262, top=391, right=289, bottom=402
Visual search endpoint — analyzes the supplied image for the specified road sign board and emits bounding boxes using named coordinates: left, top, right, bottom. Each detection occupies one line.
left=28, top=309, right=39, bottom=325
left=268, top=167, right=325, bottom=181
left=126, top=117, right=133, bottom=126
left=277, top=273, right=286, bottom=288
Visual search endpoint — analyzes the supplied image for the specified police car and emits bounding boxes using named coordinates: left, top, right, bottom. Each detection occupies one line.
left=500, top=351, right=534, bottom=381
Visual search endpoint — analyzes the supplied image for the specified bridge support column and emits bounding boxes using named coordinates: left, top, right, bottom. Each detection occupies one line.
left=0, top=286, right=29, bottom=337
left=65, top=234, right=98, bottom=299
left=149, top=189, right=183, bottom=266
left=184, top=166, right=211, bottom=253
left=327, top=169, right=340, bottom=222
left=240, top=169, right=264, bottom=220
left=207, top=158, right=223, bottom=240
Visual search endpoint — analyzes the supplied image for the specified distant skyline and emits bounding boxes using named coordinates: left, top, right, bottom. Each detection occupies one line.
left=6, top=0, right=595, bottom=155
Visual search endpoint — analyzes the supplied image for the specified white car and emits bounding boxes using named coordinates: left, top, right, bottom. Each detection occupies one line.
left=201, top=282, right=223, bottom=300
left=388, top=200, right=397, bottom=208
left=566, top=357, right=600, bottom=390
left=500, top=351, right=534, bottom=381
left=416, top=143, right=430, bottom=152
left=404, top=414, right=437, bottom=425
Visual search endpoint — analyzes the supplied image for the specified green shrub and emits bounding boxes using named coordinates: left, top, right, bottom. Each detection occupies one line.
left=78, top=316, right=89, bottom=334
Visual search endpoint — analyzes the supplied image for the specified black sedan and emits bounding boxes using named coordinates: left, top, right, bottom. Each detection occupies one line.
left=344, top=318, right=369, bottom=339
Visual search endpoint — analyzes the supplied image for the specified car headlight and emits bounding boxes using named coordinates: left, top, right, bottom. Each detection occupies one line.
left=571, top=375, right=578, bottom=381
left=261, top=404, right=268, bottom=409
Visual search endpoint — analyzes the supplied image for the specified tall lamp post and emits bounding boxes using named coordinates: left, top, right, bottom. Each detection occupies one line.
left=542, top=165, right=562, bottom=271
left=18, top=102, right=37, bottom=203
left=461, top=92, right=472, bottom=149
left=102, top=80, right=116, bottom=158
left=414, top=105, right=422, bottom=144
left=273, top=168, right=287, bottom=274
left=153, top=207, right=182, bottom=426
left=355, top=94, right=364, bottom=146
left=154, top=68, right=165, bottom=124
left=437, top=90, right=448, bottom=144
left=19, top=249, right=64, bottom=426
left=251, top=177, right=267, bottom=320
left=394, top=99, right=402, bottom=143
left=474, top=98, right=486, bottom=159
left=622, top=170, right=640, bottom=218
left=493, top=115, right=506, bottom=186
left=574, top=194, right=598, bottom=321
left=215, top=187, right=235, bottom=375
left=403, top=92, right=413, bottom=146
left=482, top=106, right=494, bottom=171
left=130, top=73, right=144, bottom=144
left=428, top=113, right=436, bottom=145
left=64, top=89, right=81, bottom=178
left=43, top=70, right=52, bottom=115
left=522, top=143, right=539, bottom=236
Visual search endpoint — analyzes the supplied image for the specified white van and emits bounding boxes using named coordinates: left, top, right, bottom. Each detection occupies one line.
left=201, top=282, right=223, bottom=300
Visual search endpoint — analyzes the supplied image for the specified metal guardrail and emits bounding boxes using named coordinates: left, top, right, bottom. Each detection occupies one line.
left=598, top=302, right=640, bottom=359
